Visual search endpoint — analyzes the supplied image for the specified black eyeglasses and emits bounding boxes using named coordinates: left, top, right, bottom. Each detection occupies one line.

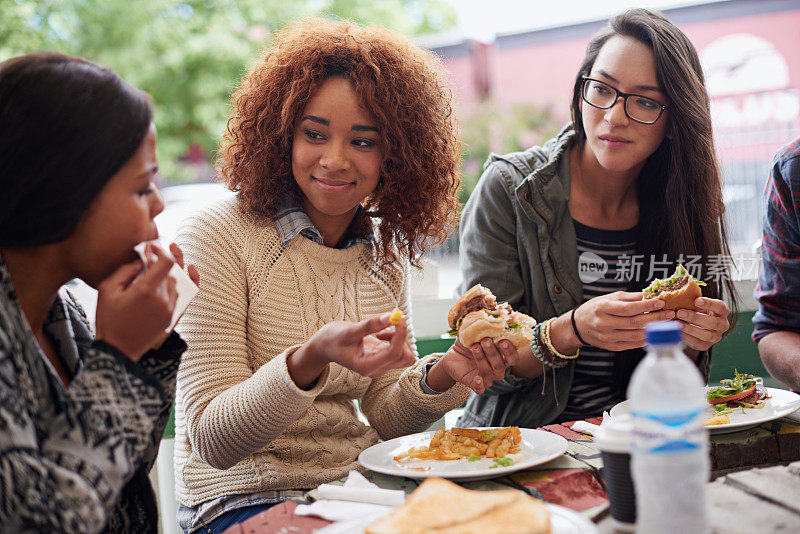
left=581, top=75, right=668, bottom=125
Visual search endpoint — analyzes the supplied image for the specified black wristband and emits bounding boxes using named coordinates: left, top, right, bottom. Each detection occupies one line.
left=570, top=307, right=589, bottom=347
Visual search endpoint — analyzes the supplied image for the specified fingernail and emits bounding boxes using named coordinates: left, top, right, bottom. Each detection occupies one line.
left=665, top=310, right=675, bottom=319
left=653, top=300, right=665, bottom=308
left=678, top=310, right=689, bottom=319
left=696, top=298, right=704, bottom=306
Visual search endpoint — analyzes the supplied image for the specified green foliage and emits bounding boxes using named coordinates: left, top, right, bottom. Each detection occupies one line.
left=459, top=100, right=561, bottom=203
left=0, top=0, right=456, bottom=183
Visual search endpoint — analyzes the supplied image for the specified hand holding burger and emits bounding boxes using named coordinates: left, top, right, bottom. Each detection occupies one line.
left=424, top=285, right=532, bottom=394
left=447, top=284, right=537, bottom=349
left=641, top=264, right=730, bottom=351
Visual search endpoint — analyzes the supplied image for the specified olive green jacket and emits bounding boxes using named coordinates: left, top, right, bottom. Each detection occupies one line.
left=456, top=124, right=710, bottom=428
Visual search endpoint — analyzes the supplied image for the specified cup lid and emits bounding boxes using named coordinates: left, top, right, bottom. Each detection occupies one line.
left=594, top=414, right=632, bottom=453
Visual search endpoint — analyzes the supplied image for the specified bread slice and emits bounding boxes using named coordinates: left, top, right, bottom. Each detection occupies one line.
left=433, top=493, right=551, bottom=534
left=366, top=477, right=550, bottom=534
left=458, top=310, right=508, bottom=347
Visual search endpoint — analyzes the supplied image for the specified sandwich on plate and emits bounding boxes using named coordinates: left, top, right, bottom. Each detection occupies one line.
left=706, top=371, right=768, bottom=412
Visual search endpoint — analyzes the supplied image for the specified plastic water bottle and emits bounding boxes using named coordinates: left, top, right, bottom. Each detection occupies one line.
left=628, top=321, right=709, bottom=534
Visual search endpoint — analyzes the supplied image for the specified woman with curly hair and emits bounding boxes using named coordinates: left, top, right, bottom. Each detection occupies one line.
left=173, top=18, right=511, bottom=533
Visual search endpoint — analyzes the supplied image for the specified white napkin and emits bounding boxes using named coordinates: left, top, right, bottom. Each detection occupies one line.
left=134, top=240, right=198, bottom=332
left=571, top=411, right=625, bottom=436
left=571, top=420, right=600, bottom=436
left=294, top=471, right=401, bottom=533
left=316, top=482, right=405, bottom=507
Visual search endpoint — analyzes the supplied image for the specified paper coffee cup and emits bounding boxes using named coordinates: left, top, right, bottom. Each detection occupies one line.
left=594, top=415, right=636, bottom=527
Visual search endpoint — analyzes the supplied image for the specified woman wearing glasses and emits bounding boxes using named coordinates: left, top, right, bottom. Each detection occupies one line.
left=456, top=8, right=738, bottom=428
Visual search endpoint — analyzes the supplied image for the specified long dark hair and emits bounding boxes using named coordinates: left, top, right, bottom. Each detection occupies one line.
left=0, top=52, right=153, bottom=248
left=570, top=8, right=739, bottom=318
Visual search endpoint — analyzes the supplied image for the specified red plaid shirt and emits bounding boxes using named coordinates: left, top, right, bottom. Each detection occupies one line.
left=753, top=137, right=800, bottom=341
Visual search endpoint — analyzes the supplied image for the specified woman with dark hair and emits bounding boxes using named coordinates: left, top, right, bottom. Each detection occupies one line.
left=0, top=52, right=197, bottom=532
left=457, top=8, right=739, bottom=429
left=173, top=18, right=505, bottom=534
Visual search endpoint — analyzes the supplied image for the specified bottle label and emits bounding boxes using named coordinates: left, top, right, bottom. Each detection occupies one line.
left=632, top=409, right=706, bottom=455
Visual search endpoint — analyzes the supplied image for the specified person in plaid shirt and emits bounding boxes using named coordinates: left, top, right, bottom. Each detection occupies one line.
left=754, top=137, right=800, bottom=391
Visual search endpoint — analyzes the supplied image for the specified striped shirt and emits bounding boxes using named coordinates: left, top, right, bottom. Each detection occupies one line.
left=558, top=219, right=637, bottom=422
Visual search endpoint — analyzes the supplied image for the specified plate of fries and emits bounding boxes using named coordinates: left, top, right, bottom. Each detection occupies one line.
left=358, top=426, right=568, bottom=480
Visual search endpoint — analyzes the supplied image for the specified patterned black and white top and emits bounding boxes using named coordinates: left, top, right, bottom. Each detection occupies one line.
left=558, top=220, right=637, bottom=422
left=0, top=255, right=186, bottom=533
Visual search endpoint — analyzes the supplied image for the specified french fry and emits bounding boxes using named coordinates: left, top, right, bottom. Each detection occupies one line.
left=705, top=414, right=730, bottom=426
left=396, top=426, right=521, bottom=462
left=389, top=307, right=404, bottom=325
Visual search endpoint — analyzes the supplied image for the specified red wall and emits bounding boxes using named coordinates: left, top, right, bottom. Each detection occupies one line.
left=682, top=11, right=800, bottom=88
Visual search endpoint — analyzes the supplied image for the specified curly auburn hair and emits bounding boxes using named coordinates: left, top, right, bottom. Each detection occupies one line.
left=218, top=17, right=462, bottom=266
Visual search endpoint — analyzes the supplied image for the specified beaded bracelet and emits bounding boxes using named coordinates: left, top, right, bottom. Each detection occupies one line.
left=530, top=322, right=568, bottom=369
left=541, top=318, right=580, bottom=360
left=538, top=320, right=568, bottom=366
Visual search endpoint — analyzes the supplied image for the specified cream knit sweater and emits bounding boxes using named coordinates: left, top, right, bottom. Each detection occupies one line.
left=173, top=197, right=470, bottom=507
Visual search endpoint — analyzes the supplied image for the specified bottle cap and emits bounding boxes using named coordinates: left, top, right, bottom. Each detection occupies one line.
left=646, top=320, right=682, bottom=345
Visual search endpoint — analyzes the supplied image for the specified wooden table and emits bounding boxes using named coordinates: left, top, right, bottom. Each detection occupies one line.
left=223, top=416, right=800, bottom=534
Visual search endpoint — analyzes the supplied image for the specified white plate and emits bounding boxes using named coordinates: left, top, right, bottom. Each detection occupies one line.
left=358, top=427, right=568, bottom=480
left=609, top=387, right=800, bottom=434
left=548, top=503, right=599, bottom=534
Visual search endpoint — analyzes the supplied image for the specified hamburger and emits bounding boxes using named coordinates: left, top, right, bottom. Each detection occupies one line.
left=642, top=264, right=707, bottom=310
left=447, top=284, right=536, bottom=349
left=706, top=371, right=768, bottom=408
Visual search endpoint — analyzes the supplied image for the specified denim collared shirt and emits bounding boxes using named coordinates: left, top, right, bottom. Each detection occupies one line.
left=273, top=197, right=373, bottom=249
left=753, top=137, right=800, bottom=341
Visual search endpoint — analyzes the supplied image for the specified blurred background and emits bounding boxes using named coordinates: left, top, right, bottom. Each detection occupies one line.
left=2, top=0, right=799, bottom=331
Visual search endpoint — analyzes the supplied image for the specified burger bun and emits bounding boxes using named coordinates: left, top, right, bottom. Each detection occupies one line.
left=653, top=279, right=703, bottom=310
left=458, top=310, right=536, bottom=350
